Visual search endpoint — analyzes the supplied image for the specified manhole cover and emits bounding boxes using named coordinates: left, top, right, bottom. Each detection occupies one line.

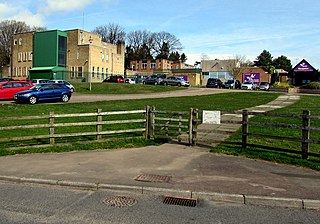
left=163, top=196, right=197, bottom=207
left=134, top=174, right=171, bottom=183
left=103, top=196, right=137, bottom=208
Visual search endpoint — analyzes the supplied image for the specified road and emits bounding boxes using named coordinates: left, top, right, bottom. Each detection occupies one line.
left=0, top=181, right=319, bottom=224
left=0, top=88, right=240, bottom=104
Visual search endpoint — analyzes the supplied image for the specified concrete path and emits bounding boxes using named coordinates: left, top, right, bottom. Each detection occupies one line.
left=187, top=94, right=301, bottom=146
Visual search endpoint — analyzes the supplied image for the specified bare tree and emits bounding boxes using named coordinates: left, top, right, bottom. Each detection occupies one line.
left=0, top=20, right=46, bottom=66
left=92, top=23, right=126, bottom=44
left=0, top=20, right=30, bottom=65
left=230, top=55, right=253, bottom=78
left=200, top=53, right=210, bottom=61
left=152, top=31, right=182, bottom=57
left=126, top=30, right=154, bottom=52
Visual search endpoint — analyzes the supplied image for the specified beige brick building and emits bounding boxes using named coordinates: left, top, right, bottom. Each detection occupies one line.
left=10, top=32, right=34, bottom=80
left=66, top=29, right=125, bottom=82
left=10, top=29, right=125, bottom=82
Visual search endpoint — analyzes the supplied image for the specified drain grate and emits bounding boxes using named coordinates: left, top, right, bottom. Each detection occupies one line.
left=134, top=174, right=171, bottom=183
left=103, top=196, right=137, bottom=208
left=163, top=196, right=197, bottom=207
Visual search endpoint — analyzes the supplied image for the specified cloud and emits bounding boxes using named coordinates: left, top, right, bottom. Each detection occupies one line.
left=42, top=0, right=95, bottom=14
left=0, top=2, right=45, bottom=27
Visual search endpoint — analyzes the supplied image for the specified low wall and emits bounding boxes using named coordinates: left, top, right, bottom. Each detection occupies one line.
left=269, top=88, right=320, bottom=94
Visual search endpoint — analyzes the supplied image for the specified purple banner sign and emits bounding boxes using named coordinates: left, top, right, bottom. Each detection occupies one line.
left=243, top=73, right=260, bottom=83
left=294, top=61, right=314, bottom=72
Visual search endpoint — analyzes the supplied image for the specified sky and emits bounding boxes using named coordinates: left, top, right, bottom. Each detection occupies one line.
left=1, top=0, right=320, bottom=69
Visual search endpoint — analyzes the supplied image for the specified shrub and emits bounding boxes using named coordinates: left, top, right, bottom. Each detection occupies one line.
left=301, top=82, right=320, bottom=89
left=271, top=82, right=292, bottom=88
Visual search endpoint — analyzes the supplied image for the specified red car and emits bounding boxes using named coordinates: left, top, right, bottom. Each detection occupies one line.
left=103, top=75, right=125, bottom=83
left=0, top=80, right=33, bottom=100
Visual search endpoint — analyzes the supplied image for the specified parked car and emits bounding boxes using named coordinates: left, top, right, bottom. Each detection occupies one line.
left=103, top=75, right=125, bottom=83
left=31, top=79, right=50, bottom=85
left=241, top=81, right=257, bottom=90
left=206, top=78, right=223, bottom=88
left=14, top=83, right=72, bottom=104
left=0, top=78, right=14, bottom=83
left=143, top=75, right=165, bottom=85
left=0, top=80, right=33, bottom=100
left=258, top=82, right=270, bottom=91
left=48, top=80, right=75, bottom=92
left=224, top=79, right=241, bottom=89
left=125, top=78, right=135, bottom=84
left=161, top=76, right=190, bottom=87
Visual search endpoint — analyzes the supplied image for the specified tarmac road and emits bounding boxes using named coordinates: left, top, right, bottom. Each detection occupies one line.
left=0, top=87, right=240, bottom=104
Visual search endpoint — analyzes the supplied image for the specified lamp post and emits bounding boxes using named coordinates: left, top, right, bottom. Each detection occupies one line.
left=89, top=36, right=93, bottom=91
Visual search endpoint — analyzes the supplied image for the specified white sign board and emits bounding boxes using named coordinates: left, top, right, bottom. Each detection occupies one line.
left=202, top=110, right=221, bottom=124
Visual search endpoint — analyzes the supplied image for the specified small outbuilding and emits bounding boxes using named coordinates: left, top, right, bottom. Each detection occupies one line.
left=291, top=59, right=319, bottom=86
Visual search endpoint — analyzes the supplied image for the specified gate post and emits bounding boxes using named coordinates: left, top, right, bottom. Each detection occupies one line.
left=301, top=110, right=310, bottom=159
left=96, top=109, right=102, bottom=140
left=145, top=105, right=150, bottom=139
left=188, top=108, right=198, bottom=146
left=49, top=111, right=55, bottom=145
left=242, top=110, right=248, bottom=149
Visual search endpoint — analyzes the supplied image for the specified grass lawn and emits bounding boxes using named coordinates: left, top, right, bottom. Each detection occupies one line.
left=73, top=82, right=184, bottom=94
left=0, top=91, right=280, bottom=154
left=213, top=95, right=320, bottom=170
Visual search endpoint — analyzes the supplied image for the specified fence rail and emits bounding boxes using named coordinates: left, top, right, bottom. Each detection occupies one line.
left=0, top=109, right=146, bottom=147
left=1, top=106, right=320, bottom=159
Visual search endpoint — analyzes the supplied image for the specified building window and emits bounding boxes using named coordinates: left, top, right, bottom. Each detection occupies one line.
left=150, top=63, right=156, bottom=69
left=102, top=53, right=104, bottom=62
left=142, top=63, right=147, bottom=69
left=19, top=38, right=22, bottom=45
left=92, top=66, right=95, bottom=78
left=18, top=52, right=22, bottom=62
left=14, top=39, right=17, bottom=45
left=28, top=52, right=32, bottom=61
left=77, top=67, right=83, bottom=78
left=58, top=36, right=67, bottom=67
left=132, top=64, right=135, bottom=70
left=71, top=67, right=75, bottom=78
left=97, top=67, right=100, bottom=78
left=77, top=50, right=80, bottom=60
left=158, top=63, right=161, bottom=68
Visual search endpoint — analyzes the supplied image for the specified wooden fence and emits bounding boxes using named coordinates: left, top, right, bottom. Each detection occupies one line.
left=1, top=107, right=320, bottom=159
left=0, top=109, right=146, bottom=148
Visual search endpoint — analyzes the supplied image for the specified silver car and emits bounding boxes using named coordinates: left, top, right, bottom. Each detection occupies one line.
left=162, top=76, right=190, bottom=87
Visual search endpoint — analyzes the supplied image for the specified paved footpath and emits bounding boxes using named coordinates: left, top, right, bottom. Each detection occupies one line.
left=1, top=93, right=320, bottom=210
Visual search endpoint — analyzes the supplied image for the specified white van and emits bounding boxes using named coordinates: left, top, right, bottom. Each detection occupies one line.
left=31, top=79, right=49, bottom=85
left=48, top=80, right=75, bottom=92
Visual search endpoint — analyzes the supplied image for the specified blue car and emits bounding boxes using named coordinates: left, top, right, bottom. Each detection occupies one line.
left=14, top=83, right=72, bottom=104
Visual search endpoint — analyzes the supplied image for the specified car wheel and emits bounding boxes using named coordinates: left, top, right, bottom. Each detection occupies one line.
left=177, top=83, right=181, bottom=87
left=163, top=82, right=167, bottom=86
left=154, top=82, right=158, bottom=85
left=143, top=81, right=146, bottom=85
left=29, top=96, right=37, bottom=105
left=71, top=88, right=75, bottom=93
left=61, top=94, right=70, bottom=102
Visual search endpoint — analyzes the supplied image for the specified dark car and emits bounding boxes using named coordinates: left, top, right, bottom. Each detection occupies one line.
left=14, top=83, right=72, bottom=104
left=103, top=75, right=125, bottom=83
left=206, top=78, right=223, bottom=88
left=224, top=79, right=241, bottom=89
left=143, top=75, right=165, bottom=85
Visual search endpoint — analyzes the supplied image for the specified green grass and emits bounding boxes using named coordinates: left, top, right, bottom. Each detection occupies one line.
left=213, top=95, right=320, bottom=170
left=73, top=82, right=184, bottom=94
left=0, top=91, right=280, bottom=152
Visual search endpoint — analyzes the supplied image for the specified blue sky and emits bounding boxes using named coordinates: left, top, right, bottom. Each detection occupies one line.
left=1, top=0, right=320, bottom=68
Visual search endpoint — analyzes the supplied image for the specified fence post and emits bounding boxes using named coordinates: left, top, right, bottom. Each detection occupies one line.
left=301, top=110, right=310, bottom=159
left=145, top=105, right=150, bottom=139
left=49, top=111, right=55, bottom=145
left=192, top=108, right=198, bottom=146
left=242, top=110, right=248, bottom=149
left=150, top=106, right=155, bottom=139
left=96, top=109, right=102, bottom=140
